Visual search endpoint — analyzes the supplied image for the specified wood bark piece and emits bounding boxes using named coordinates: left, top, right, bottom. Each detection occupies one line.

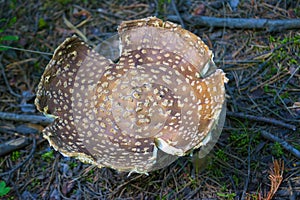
left=0, top=137, right=31, bottom=157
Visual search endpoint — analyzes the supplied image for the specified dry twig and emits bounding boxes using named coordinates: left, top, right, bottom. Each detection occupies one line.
left=63, top=14, right=88, bottom=42
left=0, top=112, right=54, bottom=125
left=171, top=0, right=185, bottom=28
left=168, top=16, right=300, bottom=32
left=241, top=137, right=252, bottom=200
left=261, top=131, right=300, bottom=159
left=227, top=111, right=297, bottom=131
left=0, top=58, right=21, bottom=98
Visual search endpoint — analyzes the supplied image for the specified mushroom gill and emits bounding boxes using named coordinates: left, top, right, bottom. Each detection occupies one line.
left=35, top=17, right=228, bottom=174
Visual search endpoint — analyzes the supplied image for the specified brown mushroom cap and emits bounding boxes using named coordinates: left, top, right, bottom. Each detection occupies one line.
left=35, top=17, right=227, bottom=174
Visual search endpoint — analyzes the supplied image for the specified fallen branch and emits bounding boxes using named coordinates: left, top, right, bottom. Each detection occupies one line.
left=261, top=131, right=300, bottom=159
left=227, top=111, right=296, bottom=131
left=0, top=112, right=53, bottom=125
left=168, top=15, right=300, bottom=32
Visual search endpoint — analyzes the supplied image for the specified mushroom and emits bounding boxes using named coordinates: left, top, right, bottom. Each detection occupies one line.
left=35, top=17, right=228, bottom=174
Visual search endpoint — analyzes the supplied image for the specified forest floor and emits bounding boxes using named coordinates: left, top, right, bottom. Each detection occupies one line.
left=0, top=0, right=299, bottom=199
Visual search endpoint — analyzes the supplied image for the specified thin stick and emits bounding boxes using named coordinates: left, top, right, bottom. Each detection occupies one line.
left=241, top=137, right=252, bottom=200
left=171, top=0, right=185, bottom=28
left=261, top=131, right=300, bottom=159
left=0, top=45, right=52, bottom=55
left=227, top=111, right=297, bottom=131
left=0, top=112, right=54, bottom=125
left=276, top=66, right=300, bottom=99
left=0, top=58, right=21, bottom=98
left=63, top=14, right=88, bottom=42
left=167, top=16, right=300, bottom=32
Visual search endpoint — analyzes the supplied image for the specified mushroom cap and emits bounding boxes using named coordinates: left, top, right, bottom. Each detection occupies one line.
left=35, top=17, right=227, bottom=174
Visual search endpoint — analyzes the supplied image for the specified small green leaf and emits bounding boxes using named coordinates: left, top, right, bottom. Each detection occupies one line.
left=217, top=193, right=227, bottom=197
left=38, top=18, right=48, bottom=29
left=0, top=35, right=19, bottom=41
left=0, top=46, right=9, bottom=51
left=0, top=180, right=10, bottom=197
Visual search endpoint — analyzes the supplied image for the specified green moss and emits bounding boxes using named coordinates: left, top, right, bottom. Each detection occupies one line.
left=0, top=16, right=19, bottom=51
left=9, top=0, right=17, bottom=9
left=207, top=161, right=224, bottom=177
left=11, top=151, right=21, bottom=161
left=263, top=84, right=276, bottom=94
left=41, top=150, right=54, bottom=162
left=229, top=131, right=249, bottom=154
left=280, top=91, right=289, bottom=99
left=38, top=18, right=48, bottom=29
left=157, top=0, right=171, bottom=18
left=229, top=129, right=261, bottom=157
left=217, top=185, right=236, bottom=200
left=246, top=193, right=261, bottom=200
left=68, top=162, right=78, bottom=169
left=232, top=174, right=239, bottom=186
left=271, top=142, right=284, bottom=157
left=56, top=0, right=72, bottom=5
left=215, top=149, right=229, bottom=162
